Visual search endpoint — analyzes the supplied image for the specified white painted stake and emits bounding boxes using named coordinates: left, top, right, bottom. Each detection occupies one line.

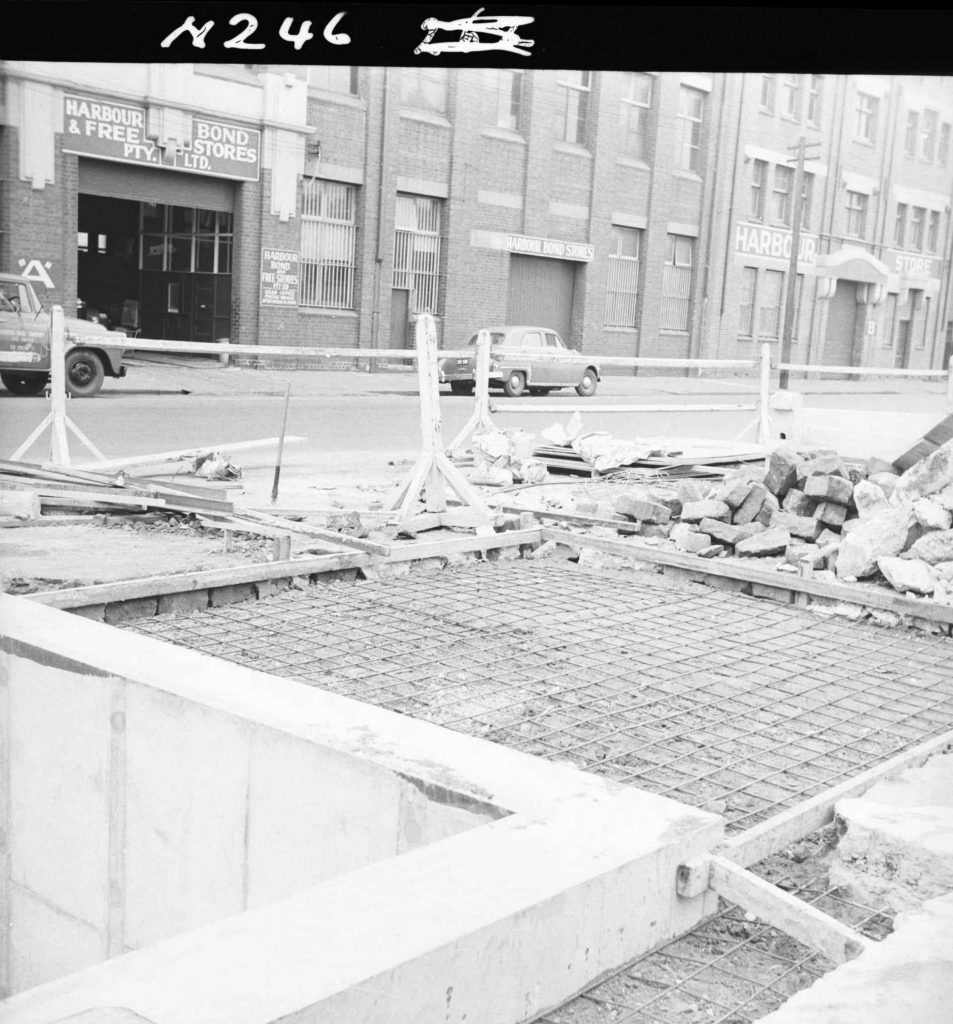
left=447, top=330, right=496, bottom=456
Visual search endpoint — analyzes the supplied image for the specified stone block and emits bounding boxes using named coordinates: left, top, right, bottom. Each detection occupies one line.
left=896, top=438, right=953, bottom=501
left=680, top=500, right=730, bottom=524
left=734, top=522, right=766, bottom=542
left=676, top=480, right=705, bottom=504
left=614, top=495, right=671, bottom=524
left=854, top=479, right=891, bottom=518
left=640, top=522, right=672, bottom=539
left=840, top=517, right=862, bottom=534
left=785, top=542, right=818, bottom=567
left=715, top=480, right=753, bottom=510
left=771, top=511, right=823, bottom=541
left=781, top=488, right=816, bottom=517
left=934, top=562, right=953, bottom=582
left=733, top=483, right=769, bottom=525
left=699, top=518, right=742, bottom=546
left=836, top=506, right=917, bottom=579
left=804, top=474, right=854, bottom=505
left=763, top=445, right=802, bottom=499
left=655, top=495, right=682, bottom=518
left=696, top=544, right=725, bottom=559
left=816, top=527, right=842, bottom=546
left=754, top=503, right=775, bottom=527
left=0, top=490, right=41, bottom=518
left=735, top=527, right=791, bottom=558
left=796, top=453, right=847, bottom=483
left=671, top=523, right=712, bottom=553
left=815, top=501, right=848, bottom=528
left=905, top=530, right=953, bottom=566
left=915, top=498, right=953, bottom=532
left=878, top=556, right=936, bottom=595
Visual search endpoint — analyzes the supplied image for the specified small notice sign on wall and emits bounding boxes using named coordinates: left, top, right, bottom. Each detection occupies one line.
left=260, top=249, right=300, bottom=307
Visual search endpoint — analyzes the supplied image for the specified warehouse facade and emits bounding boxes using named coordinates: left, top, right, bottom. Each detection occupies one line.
left=1, top=62, right=951, bottom=369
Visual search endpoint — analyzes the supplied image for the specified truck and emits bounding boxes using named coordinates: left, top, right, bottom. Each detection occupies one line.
left=0, top=273, right=127, bottom=397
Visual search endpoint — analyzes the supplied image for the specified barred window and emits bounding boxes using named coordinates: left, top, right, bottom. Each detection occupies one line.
left=604, top=226, right=642, bottom=327
left=400, top=67, right=448, bottom=113
left=306, top=66, right=357, bottom=95
left=750, top=160, right=767, bottom=220
left=905, top=111, right=919, bottom=157
left=760, top=74, right=775, bottom=113
left=910, top=206, right=925, bottom=250
left=660, top=235, right=693, bottom=332
left=554, top=70, right=591, bottom=145
left=782, top=74, right=800, bottom=119
left=807, top=75, right=823, bottom=125
left=845, top=191, right=868, bottom=239
left=771, top=165, right=793, bottom=225
left=300, top=179, right=356, bottom=309
left=759, top=269, right=784, bottom=338
left=393, top=194, right=442, bottom=313
left=739, top=267, right=757, bottom=336
left=895, top=203, right=907, bottom=247
left=483, top=68, right=522, bottom=131
left=619, top=72, right=652, bottom=161
left=675, top=87, right=704, bottom=172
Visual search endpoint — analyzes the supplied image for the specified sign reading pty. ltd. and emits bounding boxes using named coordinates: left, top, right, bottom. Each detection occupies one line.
left=63, top=95, right=261, bottom=182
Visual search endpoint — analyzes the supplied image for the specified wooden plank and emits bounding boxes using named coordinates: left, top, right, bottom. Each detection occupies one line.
left=26, top=552, right=371, bottom=609
left=0, top=514, right=160, bottom=529
left=386, top=528, right=541, bottom=562
left=125, top=338, right=472, bottom=360
left=497, top=505, right=642, bottom=534
left=540, top=527, right=953, bottom=625
left=40, top=493, right=154, bottom=510
left=236, top=509, right=391, bottom=556
left=493, top=403, right=758, bottom=414
left=778, top=363, right=948, bottom=378
left=893, top=413, right=953, bottom=472
left=74, top=437, right=307, bottom=473
left=708, top=856, right=872, bottom=964
left=722, top=726, right=953, bottom=869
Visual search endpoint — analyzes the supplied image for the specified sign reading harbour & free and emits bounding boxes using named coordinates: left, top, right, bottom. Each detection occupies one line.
left=260, top=249, right=300, bottom=307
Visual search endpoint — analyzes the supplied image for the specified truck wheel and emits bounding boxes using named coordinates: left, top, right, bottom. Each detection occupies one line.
left=65, top=350, right=105, bottom=397
left=450, top=381, right=475, bottom=395
left=503, top=370, right=526, bottom=397
left=575, top=368, right=598, bottom=397
left=0, top=372, right=47, bottom=396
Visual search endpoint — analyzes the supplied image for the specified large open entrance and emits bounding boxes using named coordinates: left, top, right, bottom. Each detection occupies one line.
left=77, top=161, right=235, bottom=342
left=822, top=280, right=859, bottom=365
left=506, top=254, right=577, bottom=344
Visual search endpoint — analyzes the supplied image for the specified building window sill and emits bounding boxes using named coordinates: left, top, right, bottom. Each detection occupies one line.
left=400, top=109, right=452, bottom=129
left=616, top=156, right=651, bottom=171
left=604, top=326, right=639, bottom=333
left=481, top=126, right=526, bottom=145
left=298, top=308, right=359, bottom=318
left=553, top=141, right=593, bottom=159
left=673, top=170, right=703, bottom=183
left=307, top=88, right=365, bottom=111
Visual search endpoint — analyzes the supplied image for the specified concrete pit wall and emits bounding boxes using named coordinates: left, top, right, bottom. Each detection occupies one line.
left=0, top=593, right=721, bottom=1024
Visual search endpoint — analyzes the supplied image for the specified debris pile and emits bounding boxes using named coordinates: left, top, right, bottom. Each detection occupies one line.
left=470, top=428, right=549, bottom=486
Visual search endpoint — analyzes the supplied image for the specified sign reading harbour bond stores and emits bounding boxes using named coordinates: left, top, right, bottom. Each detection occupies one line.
left=63, top=94, right=261, bottom=182
left=259, top=249, right=300, bottom=307
left=505, top=234, right=595, bottom=262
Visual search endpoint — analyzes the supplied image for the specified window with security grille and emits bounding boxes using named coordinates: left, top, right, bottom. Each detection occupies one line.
left=554, top=70, right=591, bottom=145
left=140, top=205, right=233, bottom=273
left=306, top=66, right=358, bottom=95
left=750, top=160, right=767, bottom=220
left=771, top=165, right=793, bottom=225
left=605, top=226, right=642, bottom=327
left=854, top=93, right=877, bottom=144
left=927, top=211, right=941, bottom=253
left=400, top=67, right=448, bottom=113
left=675, top=87, right=704, bottom=172
left=760, top=75, right=775, bottom=113
left=895, top=204, right=907, bottom=247
left=921, top=110, right=938, bottom=161
left=910, top=206, right=925, bottom=249
left=300, top=179, right=356, bottom=309
left=905, top=111, right=919, bottom=157
left=759, top=269, right=784, bottom=338
left=845, top=191, right=868, bottom=239
left=483, top=68, right=522, bottom=131
left=393, top=194, right=442, bottom=313
left=619, top=72, right=652, bottom=160
left=782, top=74, right=800, bottom=119
left=660, top=235, right=693, bottom=332
left=807, top=75, right=823, bottom=125
left=739, top=267, right=757, bottom=337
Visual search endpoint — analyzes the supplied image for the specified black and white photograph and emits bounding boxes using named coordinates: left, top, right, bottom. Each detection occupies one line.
left=2, top=5, right=953, bottom=1023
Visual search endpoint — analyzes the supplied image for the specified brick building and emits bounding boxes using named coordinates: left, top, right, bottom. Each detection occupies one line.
left=1, top=63, right=951, bottom=369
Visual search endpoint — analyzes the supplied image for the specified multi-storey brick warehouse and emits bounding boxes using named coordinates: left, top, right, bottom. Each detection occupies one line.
left=2, top=63, right=952, bottom=370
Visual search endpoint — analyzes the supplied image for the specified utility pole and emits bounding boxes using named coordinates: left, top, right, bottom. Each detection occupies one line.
left=779, top=136, right=821, bottom=389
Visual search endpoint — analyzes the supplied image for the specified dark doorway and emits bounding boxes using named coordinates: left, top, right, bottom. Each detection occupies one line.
left=390, top=288, right=410, bottom=348
left=895, top=320, right=912, bottom=369
left=506, top=255, right=576, bottom=345
left=821, top=280, right=858, bottom=365
left=77, top=195, right=139, bottom=329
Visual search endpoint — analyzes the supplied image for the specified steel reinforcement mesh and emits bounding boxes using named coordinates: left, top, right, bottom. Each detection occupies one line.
left=125, top=559, right=942, bottom=1023
left=129, top=560, right=953, bottom=834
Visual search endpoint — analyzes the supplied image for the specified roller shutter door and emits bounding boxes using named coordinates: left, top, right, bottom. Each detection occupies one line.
left=78, top=158, right=235, bottom=212
left=506, top=255, right=576, bottom=345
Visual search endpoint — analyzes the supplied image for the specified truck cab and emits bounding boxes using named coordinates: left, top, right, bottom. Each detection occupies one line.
left=0, top=274, right=126, bottom=397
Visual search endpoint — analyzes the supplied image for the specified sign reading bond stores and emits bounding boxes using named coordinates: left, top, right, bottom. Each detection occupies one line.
left=63, top=95, right=261, bottom=181
left=734, top=223, right=818, bottom=265
left=505, top=234, right=594, bottom=262
left=259, top=249, right=300, bottom=307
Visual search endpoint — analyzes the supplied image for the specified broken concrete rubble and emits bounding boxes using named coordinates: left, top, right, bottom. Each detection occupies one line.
left=914, top=498, right=953, bottom=532
left=734, top=527, right=791, bottom=558
left=877, top=556, right=936, bottom=595
left=894, top=437, right=953, bottom=502
left=680, top=499, right=731, bottom=524
left=804, top=474, right=854, bottom=505
left=836, top=506, right=916, bottom=580
left=853, top=480, right=891, bottom=518
left=903, top=529, right=953, bottom=566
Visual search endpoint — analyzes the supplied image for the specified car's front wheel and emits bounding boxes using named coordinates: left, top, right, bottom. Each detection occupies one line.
left=502, top=370, right=526, bottom=398
left=0, top=371, right=47, bottom=396
left=450, top=380, right=475, bottom=396
left=65, top=350, right=105, bottom=397
left=575, top=368, right=598, bottom=397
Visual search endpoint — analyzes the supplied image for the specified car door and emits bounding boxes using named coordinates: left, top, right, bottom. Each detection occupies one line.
left=544, top=331, right=576, bottom=385
left=0, top=281, right=49, bottom=372
left=521, top=329, right=550, bottom=384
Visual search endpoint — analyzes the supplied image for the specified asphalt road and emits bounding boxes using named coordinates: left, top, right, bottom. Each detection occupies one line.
left=1, top=361, right=948, bottom=475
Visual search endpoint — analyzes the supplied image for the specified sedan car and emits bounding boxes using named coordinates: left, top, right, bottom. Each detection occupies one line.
left=439, top=325, right=600, bottom=398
